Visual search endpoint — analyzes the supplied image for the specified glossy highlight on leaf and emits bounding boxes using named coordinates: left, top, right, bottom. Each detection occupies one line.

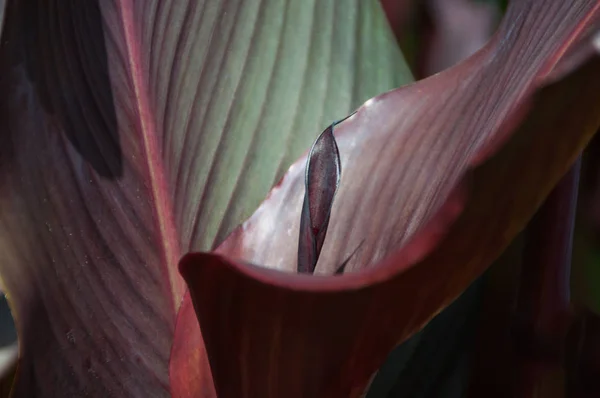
left=179, top=1, right=600, bottom=396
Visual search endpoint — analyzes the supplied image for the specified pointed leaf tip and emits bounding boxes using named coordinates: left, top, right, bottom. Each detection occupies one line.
left=334, top=239, right=365, bottom=275
left=297, top=118, right=346, bottom=274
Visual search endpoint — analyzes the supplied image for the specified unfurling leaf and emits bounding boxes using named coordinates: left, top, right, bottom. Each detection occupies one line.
left=297, top=115, right=353, bottom=274
left=179, top=1, right=600, bottom=396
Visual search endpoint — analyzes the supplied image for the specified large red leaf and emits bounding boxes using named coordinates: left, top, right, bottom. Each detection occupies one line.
left=0, top=0, right=406, bottom=396
left=176, top=1, right=600, bottom=396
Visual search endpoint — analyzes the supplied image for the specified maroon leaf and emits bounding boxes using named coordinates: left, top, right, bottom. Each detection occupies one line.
left=298, top=118, right=345, bottom=274
left=177, top=1, right=600, bottom=396
left=0, top=1, right=183, bottom=396
left=218, top=2, right=600, bottom=276
left=0, top=0, right=405, bottom=396
left=169, top=297, right=215, bottom=398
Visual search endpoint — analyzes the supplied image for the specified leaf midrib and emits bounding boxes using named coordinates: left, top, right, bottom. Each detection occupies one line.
left=120, top=0, right=185, bottom=312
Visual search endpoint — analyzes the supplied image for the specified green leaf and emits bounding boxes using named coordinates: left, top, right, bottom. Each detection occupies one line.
left=0, top=0, right=411, bottom=396
left=177, top=1, right=600, bottom=396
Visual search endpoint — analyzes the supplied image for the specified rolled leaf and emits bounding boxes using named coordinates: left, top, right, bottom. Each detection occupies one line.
left=179, top=1, right=600, bottom=396
left=298, top=120, right=344, bottom=274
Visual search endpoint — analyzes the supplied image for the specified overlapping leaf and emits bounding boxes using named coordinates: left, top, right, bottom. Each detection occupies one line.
left=178, top=1, right=600, bottom=396
left=0, top=0, right=408, bottom=396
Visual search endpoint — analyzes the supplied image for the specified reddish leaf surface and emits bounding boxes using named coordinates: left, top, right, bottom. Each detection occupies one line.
left=169, top=298, right=215, bottom=398
left=0, top=0, right=405, bottom=396
left=1, top=2, right=183, bottom=395
left=298, top=121, right=343, bottom=274
left=176, top=1, right=600, bottom=396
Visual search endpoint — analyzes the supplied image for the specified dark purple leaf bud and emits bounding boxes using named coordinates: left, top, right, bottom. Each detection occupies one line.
left=297, top=113, right=354, bottom=273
